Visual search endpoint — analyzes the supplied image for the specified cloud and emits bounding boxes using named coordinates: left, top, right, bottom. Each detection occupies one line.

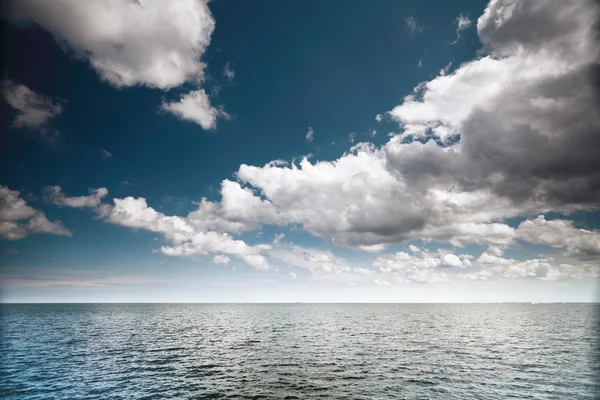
left=3, top=79, right=62, bottom=129
left=305, top=127, right=314, bottom=142
left=405, top=16, right=423, bottom=34
left=161, top=90, right=224, bottom=130
left=451, top=14, right=472, bottom=44
left=44, top=186, right=108, bottom=209
left=374, top=279, right=391, bottom=286
left=516, top=215, right=600, bottom=258
left=100, top=149, right=112, bottom=159
left=36, top=0, right=599, bottom=281
left=289, top=272, right=297, bottom=279
left=212, top=255, right=231, bottom=265
left=472, top=251, right=600, bottom=281
left=49, top=186, right=270, bottom=270
left=386, top=0, right=600, bottom=207
left=223, top=63, right=235, bottom=81
left=8, top=0, right=215, bottom=90
left=0, top=185, right=70, bottom=240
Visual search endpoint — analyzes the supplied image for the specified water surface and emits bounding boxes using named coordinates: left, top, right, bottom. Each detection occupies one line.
left=1, top=303, right=598, bottom=399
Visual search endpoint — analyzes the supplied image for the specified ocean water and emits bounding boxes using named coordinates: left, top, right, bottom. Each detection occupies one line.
left=1, top=304, right=599, bottom=399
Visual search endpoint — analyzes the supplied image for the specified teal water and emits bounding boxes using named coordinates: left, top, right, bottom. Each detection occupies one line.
left=1, top=303, right=599, bottom=399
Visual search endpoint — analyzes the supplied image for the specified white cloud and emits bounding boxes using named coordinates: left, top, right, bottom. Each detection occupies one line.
left=305, top=127, right=314, bottom=142
left=44, top=186, right=108, bottom=209
left=405, top=16, right=423, bottom=34
left=374, top=279, right=391, bottom=286
left=289, top=272, right=297, bottom=279
left=517, top=215, right=600, bottom=258
left=473, top=251, right=600, bottom=281
left=212, top=254, right=231, bottom=265
left=3, top=79, right=62, bottom=129
left=9, top=0, right=215, bottom=90
left=223, top=63, right=235, bottom=81
left=451, top=14, right=472, bottom=44
left=161, top=90, right=223, bottom=130
left=0, top=185, right=70, bottom=240
left=375, top=114, right=383, bottom=122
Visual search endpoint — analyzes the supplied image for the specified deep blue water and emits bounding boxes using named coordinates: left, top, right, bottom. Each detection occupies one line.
left=1, top=303, right=599, bottom=399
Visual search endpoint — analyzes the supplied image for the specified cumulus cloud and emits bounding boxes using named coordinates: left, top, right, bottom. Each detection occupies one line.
left=305, top=127, right=314, bottom=142
left=517, top=215, right=600, bottom=258
left=387, top=0, right=600, bottom=208
left=471, top=251, right=600, bottom=281
left=451, top=14, right=472, bottom=44
left=0, top=185, right=70, bottom=240
left=27, top=0, right=600, bottom=284
left=289, top=272, right=297, bottom=279
left=3, top=79, right=62, bottom=130
left=161, top=90, right=224, bottom=130
left=49, top=186, right=270, bottom=270
left=8, top=0, right=214, bottom=90
left=8, top=0, right=231, bottom=131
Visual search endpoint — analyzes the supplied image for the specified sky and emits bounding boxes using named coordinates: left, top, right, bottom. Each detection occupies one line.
left=0, top=0, right=599, bottom=303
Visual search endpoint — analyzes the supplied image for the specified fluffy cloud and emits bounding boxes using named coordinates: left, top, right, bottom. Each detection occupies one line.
left=190, top=0, right=596, bottom=251
left=49, top=186, right=270, bottom=270
left=161, top=90, right=225, bottom=130
left=3, top=79, right=62, bottom=129
left=516, top=215, right=600, bottom=258
left=44, top=186, right=108, bottom=209
left=8, top=0, right=214, bottom=90
left=387, top=0, right=600, bottom=208
left=8, top=0, right=228, bottom=131
left=470, top=251, right=600, bottom=281
left=0, top=186, right=70, bottom=240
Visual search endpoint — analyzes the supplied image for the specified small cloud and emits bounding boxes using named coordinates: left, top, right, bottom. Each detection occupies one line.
left=223, top=63, right=235, bottom=81
left=451, top=14, right=472, bottom=44
left=3, top=79, right=63, bottom=130
left=440, top=61, right=453, bottom=76
left=289, top=272, right=297, bottom=279
left=161, top=90, right=225, bottom=130
left=213, top=255, right=231, bottom=265
left=100, top=149, right=112, bottom=159
left=273, top=233, right=285, bottom=244
left=5, top=249, right=18, bottom=255
left=348, top=132, right=356, bottom=143
left=120, top=180, right=132, bottom=187
left=374, top=279, right=391, bottom=286
left=375, top=114, right=383, bottom=122
left=405, top=16, right=423, bottom=34
left=417, top=59, right=423, bottom=68
left=305, top=127, right=314, bottom=142
left=409, top=244, right=420, bottom=253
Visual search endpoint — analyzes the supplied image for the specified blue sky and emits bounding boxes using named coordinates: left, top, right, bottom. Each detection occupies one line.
left=1, top=0, right=599, bottom=303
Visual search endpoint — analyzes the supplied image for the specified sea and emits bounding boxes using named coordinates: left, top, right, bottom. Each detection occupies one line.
left=1, top=303, right=599, bottom=399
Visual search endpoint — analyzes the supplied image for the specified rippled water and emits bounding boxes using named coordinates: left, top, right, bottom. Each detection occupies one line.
left=1, top=304, right=599, bottom=399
